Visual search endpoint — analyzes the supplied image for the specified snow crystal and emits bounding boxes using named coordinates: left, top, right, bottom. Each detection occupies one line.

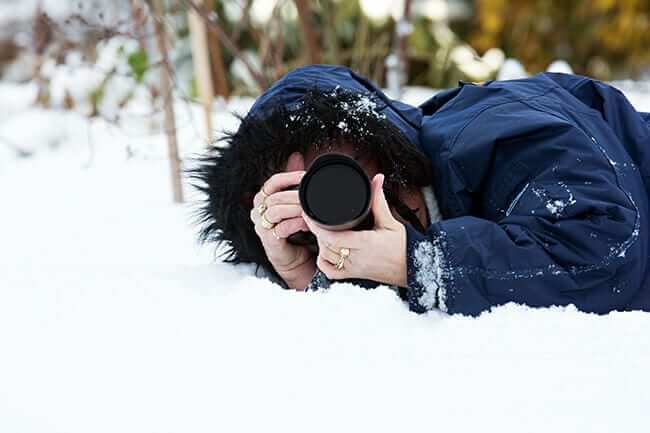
left=532, top=183, right=576, bottom=218
left=413, top=238, right=447, bottom=312
left=351, top=95, right=387, bottom=120
left=546, top=199, right=566, bottom=216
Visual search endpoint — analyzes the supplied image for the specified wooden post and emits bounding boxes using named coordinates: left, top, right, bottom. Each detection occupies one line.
left=187, top=0, right=215, bottom=141
left=152, top=0, right=184, bottom=203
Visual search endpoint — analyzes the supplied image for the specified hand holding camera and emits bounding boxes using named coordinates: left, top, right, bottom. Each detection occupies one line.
left=253, top=151, right=408, bottom=289
left=250, top=152, right=316, bottom=290
left=302, top=172, right=408, bottom=287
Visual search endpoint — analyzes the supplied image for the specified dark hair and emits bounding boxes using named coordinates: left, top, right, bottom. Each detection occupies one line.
left=187, top=88, right=432, bottom=280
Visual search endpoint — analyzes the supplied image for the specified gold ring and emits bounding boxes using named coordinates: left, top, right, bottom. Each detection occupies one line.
left=335, top=254, right=346, bottom=270
left=260, top=212, right=275, bottom=230
left=257, top=202, right=268, bottom=215
left=335, top=248, right=349, bottom=270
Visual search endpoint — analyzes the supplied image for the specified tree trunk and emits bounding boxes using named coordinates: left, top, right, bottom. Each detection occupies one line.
left=188, top=0, right=215, bottom=141
left=294, top=0, right=321, bottom=64
left=207, top=22, right=230, bottom=98
left=152, top=0, right=184, bottom=204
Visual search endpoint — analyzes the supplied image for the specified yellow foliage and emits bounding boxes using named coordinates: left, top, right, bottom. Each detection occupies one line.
left=470, top=0, right=650, bottom=79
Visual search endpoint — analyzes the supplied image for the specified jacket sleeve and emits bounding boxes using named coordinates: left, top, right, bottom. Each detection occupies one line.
left=406, top=115, right=645, bottom=316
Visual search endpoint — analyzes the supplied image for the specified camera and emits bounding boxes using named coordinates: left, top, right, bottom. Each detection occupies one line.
left=288, top=153, right=373, bottom=248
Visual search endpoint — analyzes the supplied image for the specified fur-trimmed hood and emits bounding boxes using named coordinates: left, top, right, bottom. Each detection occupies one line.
left=249, top=65, right=422, bottom=145
left=188, top=65, right=430, bottom=277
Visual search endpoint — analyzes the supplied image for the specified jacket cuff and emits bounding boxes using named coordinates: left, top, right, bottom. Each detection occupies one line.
left=305, top=269, right=331, bottom=292
left=404, top=223, right=449, bottom=313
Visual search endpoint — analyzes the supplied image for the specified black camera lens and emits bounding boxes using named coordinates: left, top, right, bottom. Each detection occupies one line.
left=299, top=153, right=371, bottom=230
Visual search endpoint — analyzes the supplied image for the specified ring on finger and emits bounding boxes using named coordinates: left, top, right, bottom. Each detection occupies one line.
left=257, top=202, right=268, bottom=216
left=335, top=247, right=350, bottom=270
left=260, top=212, right=276, bottom=230
left=335, top=254, right=346, bottom=270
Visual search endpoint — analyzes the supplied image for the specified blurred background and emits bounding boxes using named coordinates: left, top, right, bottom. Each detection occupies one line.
left=1, top=0, right=649, bottom=203
left=3, top=4, right=650, bottom=430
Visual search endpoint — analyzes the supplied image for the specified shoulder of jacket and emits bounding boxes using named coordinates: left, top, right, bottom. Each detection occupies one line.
left=450, top=84, right=579, bottom=149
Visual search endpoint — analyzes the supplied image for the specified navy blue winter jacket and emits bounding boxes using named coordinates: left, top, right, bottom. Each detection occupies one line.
left=409, top=73, right=650, bottom=315
left=243, top=65, right=650, bottom=316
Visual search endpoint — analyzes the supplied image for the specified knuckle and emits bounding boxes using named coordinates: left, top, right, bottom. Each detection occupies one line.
left=262, top=179, right=274, bottom=193
left=265, top=207, right=279, bottom=222
left=275, top=222, right=287, bottom=238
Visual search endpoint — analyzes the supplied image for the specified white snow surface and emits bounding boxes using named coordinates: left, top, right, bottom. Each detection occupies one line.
left=1, top=83, right=650, bottom=432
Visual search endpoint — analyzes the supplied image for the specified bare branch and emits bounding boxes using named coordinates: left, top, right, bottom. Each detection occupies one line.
left=181, top=0, right=269, bottom=90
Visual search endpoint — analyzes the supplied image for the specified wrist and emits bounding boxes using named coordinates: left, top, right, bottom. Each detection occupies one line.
left=373, top=225, right=408, bottom=287
left=280, top=259, right=317, bottom=290
left=390, top=225, right=408, bottom=287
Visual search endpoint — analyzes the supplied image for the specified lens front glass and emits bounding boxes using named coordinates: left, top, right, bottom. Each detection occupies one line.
left=304, top=162, right=369, bottom=226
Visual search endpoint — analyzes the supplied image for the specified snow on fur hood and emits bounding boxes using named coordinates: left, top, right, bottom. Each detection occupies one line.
left=249, top=64, right=422, bottom=145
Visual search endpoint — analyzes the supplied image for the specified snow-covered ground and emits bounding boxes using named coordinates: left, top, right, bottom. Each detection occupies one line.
left=1, top=82, right=650, bottom=433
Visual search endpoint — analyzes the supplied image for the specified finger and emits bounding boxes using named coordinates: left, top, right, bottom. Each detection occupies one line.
left=317, top=255, right=347, bottom=280
left=274, top=217, right=309, bottom=239
left=264, top=204, right=303, bottom=224
left=264, top=190, right=300, bottom=207
left=371, top=174, right=396, bottom=229
left=251, top=209, right=280, bottom=242
left=263, top=171, right=306, bottom=195
left=302, top=212, right=365, bottom=248
left=318, top=242, right=343, bottom=266
left=250, top=207, right=259, bottom=225
left=285, top=152, right=305, bottom=172
left=253, top=190, right=266, bottom=207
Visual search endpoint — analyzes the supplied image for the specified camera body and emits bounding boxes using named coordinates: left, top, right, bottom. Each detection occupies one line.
left=288, top=153, right=373, bottom=247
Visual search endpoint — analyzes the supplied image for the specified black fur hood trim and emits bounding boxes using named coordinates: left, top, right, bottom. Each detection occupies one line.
left=187, top=84, right=431, bottom=278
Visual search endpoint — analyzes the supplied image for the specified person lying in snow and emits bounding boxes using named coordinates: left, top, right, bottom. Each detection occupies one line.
left=190, top=64, right=650, bottom=316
